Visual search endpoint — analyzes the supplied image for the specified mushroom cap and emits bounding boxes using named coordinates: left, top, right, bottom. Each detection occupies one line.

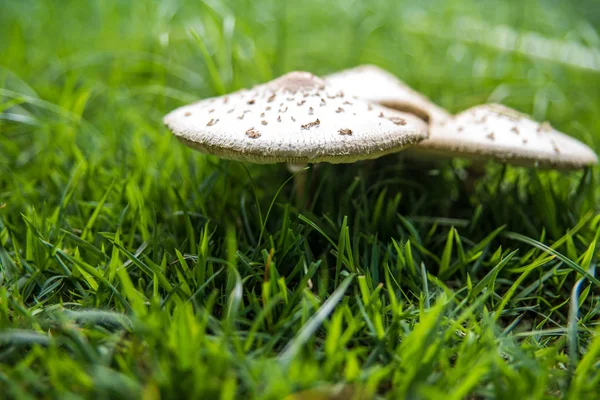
left=163, top=71, right=428, bottom=164
left=416, top=103, right=598, bottom=169
left=325, top=65, right=451, bottom=123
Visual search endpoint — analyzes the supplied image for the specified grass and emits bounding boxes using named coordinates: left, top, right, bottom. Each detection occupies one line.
left=1, top=0, right=600, bottom=398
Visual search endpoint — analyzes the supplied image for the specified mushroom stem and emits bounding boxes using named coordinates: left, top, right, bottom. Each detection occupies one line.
left=464, top=161, right=486, bottom=193
left=286, top=162, right=309, bottom=207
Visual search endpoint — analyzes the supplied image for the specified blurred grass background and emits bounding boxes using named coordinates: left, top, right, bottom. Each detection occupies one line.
left=2, top=0, right=600, bottom=399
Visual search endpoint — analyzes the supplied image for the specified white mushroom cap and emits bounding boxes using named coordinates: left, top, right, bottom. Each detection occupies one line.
left=325, top=65, right=451, bottom=123
left=163, top=72, right=428, bottom=164
left=416, top=104, right=598, bottom=169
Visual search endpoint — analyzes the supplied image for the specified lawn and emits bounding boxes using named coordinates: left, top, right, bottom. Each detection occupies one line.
left=1, top=0, right=600, bottom=398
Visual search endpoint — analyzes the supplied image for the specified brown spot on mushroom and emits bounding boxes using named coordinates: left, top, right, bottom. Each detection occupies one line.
left=247, top=99, right=255, bottom=105
left=336, top=107, right=344, bottom=113
left=343, top=101, right=353, bottom=105
left=522, top=138, right=528, bottom=144
left=287, top=97, right=294, bottom=101
left=458, top=126, right=464, bottom=132
left=537, top=121, right=552, bottom=133
left=267, top=93, right=276, bottom=102
left=303, top=92, right=309, bottom=98
left=184, top=111, right=192, bottom=117
left=260, top=112, right=265, bottom=118
left=237, top=114, right=245, bottom=120
left=320, top=98, right=326, bottom=106
left=291, top=116, right=296, bottom=122
left=277, top=115, right=282, bottom=123
left=553, top=142, right=560, bottom=153
left=486, top=132, right=495, bottom=141
left=389, top=116, right=407, bottom=125
left=308, top=107, right=314, bottom=115
left=368, top=104, right=373, bottom=111
left=209, top=109, right=215, bottom=113
left=244, top=110, right=251, bottom=114
left=223, top=96, right=229, bottom=104
left=297, top=100, right=306, bottom=106
left=301, top=119, right=320, bottom=130
left=227, top=108, right=235, bottom=114
left=511, top=126, right=520, bottom=135
left=245, top=127, right=261, bottom=139
left=261, top=120, right=268, bottom=125
left=338, top=128, right=352, bottom=135
left=266, top=106, right=272, bottom=111
left=279, top=106, right=288, bottom=113
left=378, top=112, right=385, bottom=118
left=207, top=118, right=219, bottom=126
left=327, top=91, right=343, bottom=99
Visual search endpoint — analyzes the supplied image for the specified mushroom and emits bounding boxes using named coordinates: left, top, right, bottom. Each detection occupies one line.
left=413, top=103, right=598, bottom=169
left=164, top=71, right=428, bottom=164
left=325, top=64, right=451, bottom=124
left=164, top=71, right=428, bottom=204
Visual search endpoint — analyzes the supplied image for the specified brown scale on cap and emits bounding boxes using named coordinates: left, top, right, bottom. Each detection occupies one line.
left=537, top=121, right=552, bottom=133
left=389, top=116, right=407, bottom=125
left=297, top=100, right=306, bottom=106
left=209, top=109, right=215, bottom=113
left=309, top=107, right=314, bottom=115
left=247, top=99, right=255, bottom=105
left=511, top=126, right=520, bottom=135
left=522, top=138, right=528, bottom=144
left=280, top=106, right=288, bottom=113
left=475, top=115, right=488, bottom=124
left=552, top=141, right=560, bottom=153
left=336, top=107, right=344, bottom=113
left=261, top=120, right=268, bottom=125
left=184, top=111, right=192, bottom=117
left=301, top=119, right=320, bottom=130
left=266, top=106, right=271, bottom=111
left=227, top=108, right=235, bottom=114
left=291, top=116, right=296, bottom=122
left=207, top=118, right=219, bottom=126
left=237, top=114, right=244, bottom=120
left=486, top=132, right=495, bottom=141
left=277, top=115, right=282, bottom=123
left=338, top=128, right=352, bottom=135
left=343, top=101, right=353, bottom=105
left=378, top=112, right=385, bottom=118
left=320, top=98, right=326, bottom=106
left=245, top=127, right=261, bottom=139
left=260, top=112, right=265, bottom=118
left=267, top=93, right=276, bottom=103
